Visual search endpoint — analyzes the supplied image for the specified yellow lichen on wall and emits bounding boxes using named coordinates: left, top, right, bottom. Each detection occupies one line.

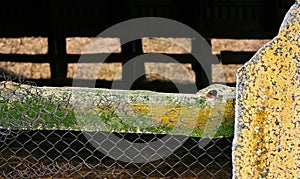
left=233, top=2, right=300, bottom=179
left=133, top=100, right=235, bottom=131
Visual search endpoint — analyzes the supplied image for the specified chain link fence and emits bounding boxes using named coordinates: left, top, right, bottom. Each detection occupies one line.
left=0, top=75, right=234, bottom=178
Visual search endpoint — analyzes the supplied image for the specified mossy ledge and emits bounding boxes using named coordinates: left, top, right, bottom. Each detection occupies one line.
left=0, top=81, right=235, bottom=138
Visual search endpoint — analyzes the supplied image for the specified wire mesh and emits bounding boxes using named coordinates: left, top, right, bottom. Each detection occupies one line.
left=0, top=75, right=234, bottom=178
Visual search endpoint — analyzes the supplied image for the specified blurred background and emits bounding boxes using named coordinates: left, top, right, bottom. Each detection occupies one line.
left=0, top=0, right=295, bottom=92
left=0, top=37, right=269, bottom=82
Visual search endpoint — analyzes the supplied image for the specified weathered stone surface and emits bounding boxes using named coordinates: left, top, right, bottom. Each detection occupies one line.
left=0, top=81, right=235, bottom=137
left=233, top=1, right=300, bottom=178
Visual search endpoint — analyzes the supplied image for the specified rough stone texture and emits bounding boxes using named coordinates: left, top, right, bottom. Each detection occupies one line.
left=0, top=81, right=235, bottom=137
left=233, top=1, right=300, bottom=178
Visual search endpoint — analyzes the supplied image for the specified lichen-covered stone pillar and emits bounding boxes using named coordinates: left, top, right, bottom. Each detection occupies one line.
left=233, top=1, right=300, bottom=178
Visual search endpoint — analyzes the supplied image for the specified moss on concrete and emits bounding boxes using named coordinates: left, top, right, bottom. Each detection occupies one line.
left=0, top=81, right=235, bottom=138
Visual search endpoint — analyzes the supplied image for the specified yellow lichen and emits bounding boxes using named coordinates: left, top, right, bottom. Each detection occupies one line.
left=133, top=100, right=235, bottom=131
left=234, top=3, right=300, bottom=178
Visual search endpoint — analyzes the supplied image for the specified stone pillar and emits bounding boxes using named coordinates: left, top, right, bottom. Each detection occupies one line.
left=233, top=1, right=300, bottom=178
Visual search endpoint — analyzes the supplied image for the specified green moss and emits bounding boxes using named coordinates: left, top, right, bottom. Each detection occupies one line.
left=0, top=95, right=77, bottom=130
left=0, top=94, right=235, bottom=138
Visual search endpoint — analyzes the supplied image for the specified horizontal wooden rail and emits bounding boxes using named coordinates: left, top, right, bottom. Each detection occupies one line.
left=220, top=51, right=256, bottom=64
left=0, top=53, right=220, bottom=64
left=0, top=0, right=294, bottom=90
left=0, top=52, right=257, bottom=65
left=16, top=78, right=212, bottom=93
left=0, top=54, right=54, bottom=63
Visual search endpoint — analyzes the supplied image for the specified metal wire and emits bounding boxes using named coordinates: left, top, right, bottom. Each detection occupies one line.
left=0, top=76, right=233, bottom=178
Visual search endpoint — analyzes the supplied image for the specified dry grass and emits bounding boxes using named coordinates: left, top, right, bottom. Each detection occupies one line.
left=0, top=37, right=271, bottom=84
left=66, top=37, right=123, bottom=80
left=211, top=39, right=270, bottom=54
left=142, top=38, right=191, bottom=54
left=0, top=37, right=50, bottom=79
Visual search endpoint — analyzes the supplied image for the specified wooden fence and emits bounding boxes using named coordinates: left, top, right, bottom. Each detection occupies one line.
left=0, top=0, right=295, bottom=92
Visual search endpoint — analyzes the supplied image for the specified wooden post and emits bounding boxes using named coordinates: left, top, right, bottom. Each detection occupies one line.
left=48, top=1, right=68, bottom=81
left=48, top=32, right=68, bottom=80
left=191, top=38, right=211, bottom=90
left=121, top=39, right=145, bottom=88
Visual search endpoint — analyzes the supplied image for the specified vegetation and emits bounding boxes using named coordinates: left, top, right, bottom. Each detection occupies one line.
left=0, top=87, right=235, bottom=138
